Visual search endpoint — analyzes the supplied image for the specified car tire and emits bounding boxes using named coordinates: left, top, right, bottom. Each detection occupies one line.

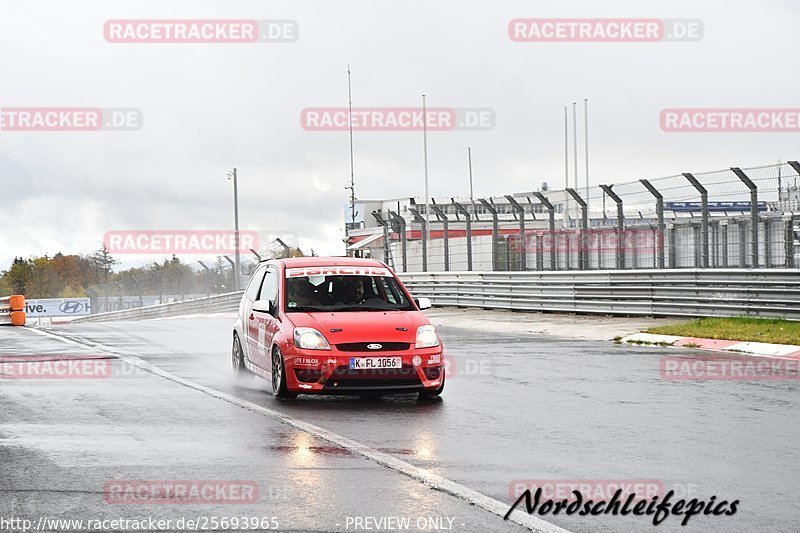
left=271, top=347, right=297, bottom=399
left=232, top=333, right=253, bottom=381
left=419, top=373, right=445, bottom=400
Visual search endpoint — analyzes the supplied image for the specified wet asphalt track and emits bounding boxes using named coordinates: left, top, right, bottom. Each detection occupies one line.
left=1, top=313, right=798, bottom=533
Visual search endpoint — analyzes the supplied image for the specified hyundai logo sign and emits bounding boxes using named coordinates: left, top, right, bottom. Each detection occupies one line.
left=59, top=301, right=85, bottom=314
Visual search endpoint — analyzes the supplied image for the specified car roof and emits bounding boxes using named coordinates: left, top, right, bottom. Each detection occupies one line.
left=275, top=256, right=387, bottom=269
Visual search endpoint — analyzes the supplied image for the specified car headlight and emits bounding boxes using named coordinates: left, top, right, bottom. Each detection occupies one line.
left=293, top=327, right=331, bottom=350
left=415, top=325, right=440, bottom=348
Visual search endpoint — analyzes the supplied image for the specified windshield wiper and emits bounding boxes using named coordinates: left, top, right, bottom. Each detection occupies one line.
left=329, top=305, right=390, bottom=312
left=285, top=305, right=325, bottom=312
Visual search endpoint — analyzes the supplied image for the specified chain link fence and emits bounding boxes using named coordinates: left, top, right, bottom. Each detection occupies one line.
left=87, top=239, right=297, bottom=313
left=365, top=161, right=800, bottom=273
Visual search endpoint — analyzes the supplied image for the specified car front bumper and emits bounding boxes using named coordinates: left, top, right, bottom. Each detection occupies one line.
left=284, top=347, right=444, bottom=394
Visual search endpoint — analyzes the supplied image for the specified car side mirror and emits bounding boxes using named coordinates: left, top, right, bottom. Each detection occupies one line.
left=253, top=299, right=277, bottom=316
left=415, top=297, right=432, bottom=310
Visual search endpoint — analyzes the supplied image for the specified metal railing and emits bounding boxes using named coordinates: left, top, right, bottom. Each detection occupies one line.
left=69, top=269, right=800, bottom=322
left=401, top=269, right=800, bottom=319
left=71, top=291, right=244, bottom=323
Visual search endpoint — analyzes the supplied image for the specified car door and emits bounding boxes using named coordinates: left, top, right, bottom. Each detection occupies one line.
left=243, top=266, right=268, bottom=365
left=250, top=266, right=281, bottom=371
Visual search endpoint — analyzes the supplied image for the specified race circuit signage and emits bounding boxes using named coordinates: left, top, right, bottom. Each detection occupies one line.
left=24, top=298, right=91, bottom=317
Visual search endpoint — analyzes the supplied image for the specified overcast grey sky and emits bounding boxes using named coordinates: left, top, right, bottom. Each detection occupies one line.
left=1, top=0, right=798, bottom=269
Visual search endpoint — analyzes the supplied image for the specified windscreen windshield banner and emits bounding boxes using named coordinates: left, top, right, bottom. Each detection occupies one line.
left=285, top=267, right=391, bottom=278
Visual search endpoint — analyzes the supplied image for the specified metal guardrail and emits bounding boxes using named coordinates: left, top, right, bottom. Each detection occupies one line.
left=70, top=291, right=244, bottom=323
left=65, top=269, right=800, bottom=323
left=400, top=269, right=800, bottom=319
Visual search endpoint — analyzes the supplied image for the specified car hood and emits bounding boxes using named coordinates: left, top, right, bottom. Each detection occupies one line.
left=286, top=310, right=430, bottom=345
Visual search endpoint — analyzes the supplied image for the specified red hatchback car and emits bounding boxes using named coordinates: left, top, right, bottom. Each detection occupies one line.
left=231, top=257, right=445, bottom=399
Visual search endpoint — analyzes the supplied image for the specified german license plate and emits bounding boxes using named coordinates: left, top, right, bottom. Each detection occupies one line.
left=349, top=356, right=402, bottom=370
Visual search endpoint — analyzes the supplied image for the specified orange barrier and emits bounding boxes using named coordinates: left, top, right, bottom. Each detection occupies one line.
left=0, top=294, right=25, bottom=326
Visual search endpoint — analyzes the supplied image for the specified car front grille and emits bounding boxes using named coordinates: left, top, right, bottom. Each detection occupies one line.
left=325, top=365, right=421, bottom=388
left=336, top=342, right=410, bottom=352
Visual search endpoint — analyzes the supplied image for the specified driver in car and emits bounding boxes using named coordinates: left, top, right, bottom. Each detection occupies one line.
left=341, top=277, right=366, bottom=305
left=287, top=279, right=313, bottom=308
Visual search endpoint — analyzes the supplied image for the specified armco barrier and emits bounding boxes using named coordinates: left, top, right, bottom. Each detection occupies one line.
left=0, top=295, right=26, bottom=326
left=64, top=269, right=800, bottom=324
left=70, top=291, right=244, bottom=324
left=399, top=269, right=800, bottom=319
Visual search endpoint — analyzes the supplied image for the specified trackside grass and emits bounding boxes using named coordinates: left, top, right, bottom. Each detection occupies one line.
left=647, top=317, right=800, bottom=345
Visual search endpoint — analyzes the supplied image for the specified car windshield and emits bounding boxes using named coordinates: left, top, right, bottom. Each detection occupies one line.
left=284, top=270, right=415, bottom=312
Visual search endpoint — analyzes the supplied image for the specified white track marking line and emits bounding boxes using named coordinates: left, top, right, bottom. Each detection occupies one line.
left=25, top=327, right=569, bottom=533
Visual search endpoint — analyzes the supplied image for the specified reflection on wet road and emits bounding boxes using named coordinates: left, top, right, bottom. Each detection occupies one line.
left=1, top=315, right=797, bottom=532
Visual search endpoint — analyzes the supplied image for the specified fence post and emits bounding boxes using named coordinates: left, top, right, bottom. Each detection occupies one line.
left=731, top=167, right=759, bottom=268
left=683, top=173, right=709, bottom=268
left=452, top=200, right=473, bottom=271
left=85, top=287, right=97, bottom=315
left=388, top=210, right=407, bottom=272
left=128, top=276, right=144, bottom=307
left=764, top=219, right=772, bottom=267
left=566, top=188, right=588, bottom=270
left=222, top=256, right=236, bottom=294
left=533, top=192, right=556, bottom=270
left=409, top=208, right=428, bottom=272
left=147, top=271, right=163, bottom=305
left=710, top=221, right=718, bottom=267
left=600, top=185, right=624, bottom=269
left=639, top=179, right=665, bottom=269
left=738, top=222, right=747, bottom=267
left=371, top=211, right=393, bottom=270
left=479, top=199, right=499, bottom=271
left=505, top=195, right=526, bottom=271
left=668, top=225, right=676, bottom=268
left=198, top=261, right=212, bottom=297
left=535, top=236, right=543, bottom=270
left=430, top=204, right=449, bottom=272
left=720, top=223, right=728, bottom=267
left=786, top=217, right=795, bottom=268
left=114, top=281, right=124, bottom=309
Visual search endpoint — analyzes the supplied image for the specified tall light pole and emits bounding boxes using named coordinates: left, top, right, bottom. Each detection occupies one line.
left=564, top=106, right=569, bottom=224
left=346, top=64, right=356, bottom=229
left=584, top=98, right=590, bottom=201
left=422, top=94, right=430, bottom=243
left=227, top=168, right=241, bottom=291
left=468, top=147, right=475, bottom=214
left=572, top=101, right=579, bottom=219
